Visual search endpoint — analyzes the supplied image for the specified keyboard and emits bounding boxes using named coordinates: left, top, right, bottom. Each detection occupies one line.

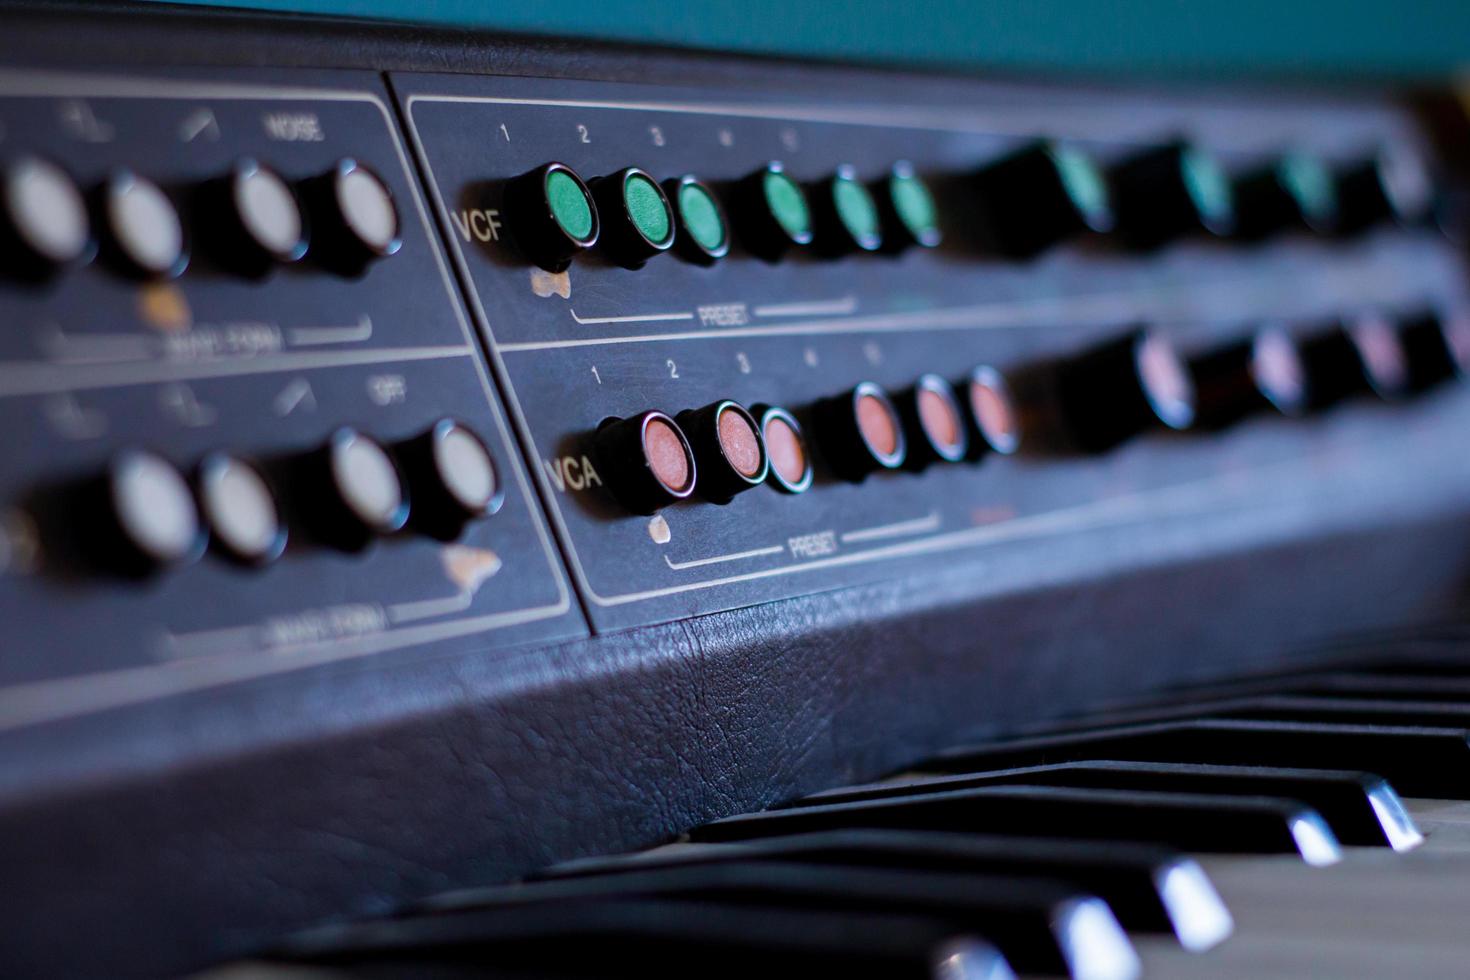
left=3, top=3, right=1470, bottom=977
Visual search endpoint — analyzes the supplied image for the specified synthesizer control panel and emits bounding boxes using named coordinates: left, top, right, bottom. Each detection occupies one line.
left=0, top=70, right=581, bottom=731
left=397, top=72, right=1470, bottom=630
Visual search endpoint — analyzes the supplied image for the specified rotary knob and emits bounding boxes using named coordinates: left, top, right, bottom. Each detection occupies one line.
left=304, top=158, right=402, bottom=275
left=1274, top=322, right=1396, bottom=411
left=734, top=161, right=814, bottom=260
left=198, top=158, right=309, bottom=277
left=1109, top=142, right=1235, bottom=250
left=195, top=452, right=288, bottom=566
left=813, top=381, right=907, bottom=481
left=84, top=449, right=204, bottom=576
left=503, top=161, right=598, bottom=272
left=396, top=419, right=504, bottom=540
left=1333, top=148, right=1435, bottom=235
left=972, top=141, right=1114, bottom=258
left=0, top=155, right=94, bottom=280
left=810, top=165, right=883, bottom=255
left=296, top=427, right=410, bottom=551
left=675, top=400, right=769, bottom=503
left=591, top=411, right=697, bottom=514
left=1393, top=310, right=1470, bottom=392
left=591, top=167, right=676, bottom=268
left=1056, top=330, right=1196, bottom=452
left=1230, top=153, right=1340, bottom=240
left=1188, top=329, right=1310, bottom=429
left=96, top=169, right=188, bottom=280
left=874, top=161, right=942, bottom=251
left=895, top=374, right=969, bottom=470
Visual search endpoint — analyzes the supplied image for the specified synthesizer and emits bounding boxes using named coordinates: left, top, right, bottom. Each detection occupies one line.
left=2, top=3, right=1470, bottom=977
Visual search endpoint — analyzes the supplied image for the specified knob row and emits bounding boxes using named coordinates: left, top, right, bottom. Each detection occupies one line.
left=0, top=155, right=401, bottom=283
left=503, top=143, right=1438, bottom=272
left=588, top=309, right=1467, bottom=513
left=75, top=418, right=500, bottom=577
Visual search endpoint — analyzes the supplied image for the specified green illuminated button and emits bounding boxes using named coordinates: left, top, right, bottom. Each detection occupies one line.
left=1232, top=152, right=1339, bottom=240
left=664, top=174, right=730, bottom=264
left=812, top=164, right=882, bottom=254
left=503, top=162, right=599, bottom=272
left=876, top=161, right=941, bottom=250
left=591, top=166, right=676, bottom=268
left=1109, top=142, right=1236, bottom=250
left=973, top=141, right=1114, bottom=259
left=735, top=161, right=813, bottom=260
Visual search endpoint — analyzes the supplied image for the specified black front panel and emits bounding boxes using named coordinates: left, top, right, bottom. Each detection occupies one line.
left=0, top=69, right=581, bottom=732
left=397, top=72, right=1470, bottom=630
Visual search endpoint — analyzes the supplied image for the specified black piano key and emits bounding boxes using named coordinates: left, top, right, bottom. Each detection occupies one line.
left=1030, top=694, right=1470, bottom=732
left=422, top=861, right=1137, bottom=979
left=918, top=720, right=1470, bottom=799
left=539, top=829, right=1233, bottom=952
left=800, top=761, right=1419, bottom=850
left=691, top=784, right=1342, bottom=865
left=288, top=898, right=1015, bottom=980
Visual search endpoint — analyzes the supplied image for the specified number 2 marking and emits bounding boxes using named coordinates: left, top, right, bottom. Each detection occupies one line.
left=666, top=359, right=680, bottom=379
left=576, top=124, right=591, bottom=144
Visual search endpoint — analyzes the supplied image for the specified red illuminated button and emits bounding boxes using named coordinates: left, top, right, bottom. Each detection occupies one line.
left=1056, top=329, right=1195, bottom=452
left=1347, top=313, right=1412, bottom=400
left=592, top=410, right=698, bottom=514
left=897, top=374, right=969, bottom=469
left=754, top=405, right=814, bottom=494
left=1189, top=328, right=1309, bottom=428
left=676, top=400, right=769, bottom=504
left=965, top=365, right=1022, bottom=457
left=814, top=381, right=907, bottom=481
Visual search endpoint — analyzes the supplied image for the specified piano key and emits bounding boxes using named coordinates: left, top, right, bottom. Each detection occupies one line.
left=691, top=784, right=1342, bottom=864
left=415, top=861, right=1137, bottom=979
left=538, top=829, right=1234, bottom=951
left=1030, top=694, right=1470, bottom=732
left=919, top=719, right=1470, bottom=798
left=287, top=898, right=1017, bottom=980
left=800, top=761, right=1421, bottom=850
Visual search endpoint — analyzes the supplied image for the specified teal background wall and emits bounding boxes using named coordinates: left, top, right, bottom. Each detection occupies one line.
left=142, top=0, right=1470, bottom=78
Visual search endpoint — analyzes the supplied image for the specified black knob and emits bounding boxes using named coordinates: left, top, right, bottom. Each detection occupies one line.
left=0, top=154, right=94, bottom=280
left=973, top=141, right=1114, bottom=258
left=1333, top=148, right=1435, bottom=235
left=591, top=167, right=676, bottom=268
left=874, top=161, right=942, bottom=251
left=751, top=405, right=814, bottom=494
left=84, top=449, right=205, bottom=576
left=664, top=174, right=731, bottom=265
left=675, top=400, right=769, bottom=503
left=1394, top=310, right=1470, bottom=392
left=95, top=169, right=188, bottom=280
left=895, top=374, right=969, bottom=470
left=502, top=161, right=598, bottom=272
left=195, top=452, right=287, bottom=566
left=198, top=158, right=309, bottom=277
left=1188, top=329, right=1310, bottom=429
left=591, top=411, right=697, bottom=514
left=810, top=165, right=883, bottom=255
left=1287, top=324, right=1385, bottom=410
left=733, top=161, right=813, bottom=260
left=1056, top=330, right=1196, bottom=452
left=294, top=427, right=410, bottom=551
left=962, top=365, right=1024, bottom=459
left=1109, top=142, right=1235, bottom=250
left=396, top=419, right=505, bottom=540
left=304, top=158, right=402, bottom=275
left=1230, top=153, right=1340, bottom=240
left=813, top=381, right=907, bottom=481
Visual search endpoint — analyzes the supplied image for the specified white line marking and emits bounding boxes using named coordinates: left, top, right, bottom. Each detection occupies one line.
left=663, top=544, right=786, bottom=570
left=840, top=512, right=943, bottom=544
left=287, top=315, right=373, bottom=346
left=754, top=296, right=858, bottom=318
left=272, top=377, right=315, bottom=416
left=570, top=309, right=695, bottom=325
left=387, top=592, right=474, bottom=624
left=0, top=344, right=473, bottom=398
